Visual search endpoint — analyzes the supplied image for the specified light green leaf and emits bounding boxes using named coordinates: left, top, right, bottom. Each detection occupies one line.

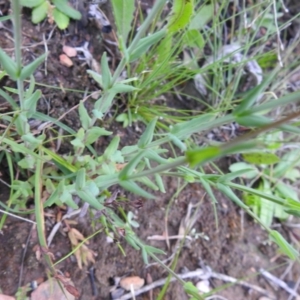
left=20, top=53, right=47, bottom=80
left=259, top=180, right=274, bottom=227
left=111, top=0, right=135, bottom=43
left=167, top=0, right=194, bottom=33
left=52, top=0, right=82, bottom=20
left=189, top=3, right=213, bottom=30
left=77, top=190, right=104, bottom=210
left=243, top=152, right=279, bottom=165
left=85, top=127, right=112, bottom=145
left=119, top=180, right=155, bottom=199
left=138, top=118, right=157, bottom=148
left=129, top=29, right=167, bottom=62
left=234, top=68, right=278, bottom=115
left=111, top=83, right=138, bottom=93
left=78, top=101, right=91, bottom=130
left=170, top=113, right=215, bottom=138
left=184, top=282, right=202, bottom=299
left=103, top=136, right=120, bottom=158
left=229, top=162, right=259, bottom=179
left=20, top=0, right=44, bottom=8
left=155, top=173, right=165, bottom=193
left=32, top=1, right=48, bottom=24
left=21, top=132, right=44, bottom=147
left=0, top=89, right=18, bottom=109
left=75, top=168, right=86, bottom=190
left=183, top=29, right=204, bottom=49
left=23, top=90, right=41, bottom=117
left=273, top=149, right=300, bottom=178
left=136, top=177, right=158, bottom=191
left=101, top=52, right=112, bottom=90
left=18, top=155, right=35, bottom=169
left=88, top=70, right=103, bottom=87
left=186, top=146, right=220, bottom=167
left=269, top=230, right=298, bottom=260
left=53, top=8, right=70, bottom=30
left=0, top=48, right=18, bottom=80
left=119, top=150, right=147, bottom=180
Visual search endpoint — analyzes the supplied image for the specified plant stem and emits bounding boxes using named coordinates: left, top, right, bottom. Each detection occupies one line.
left=11, top=0, right=29, bottom=136
left=127, top=156, right=187, bottom=180
left=11, top=0, right=24, bottom=108
left=35, top=149, right=55, bottom=274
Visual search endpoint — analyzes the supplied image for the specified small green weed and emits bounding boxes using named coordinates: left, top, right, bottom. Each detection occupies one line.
left=1, top=0, right=300, bottom=299
left=19, top=0, right=81, bottom=29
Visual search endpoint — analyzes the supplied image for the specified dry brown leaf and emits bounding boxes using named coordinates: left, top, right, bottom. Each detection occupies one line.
left=59, top=54, right=73, bottom=67
left=31, top=278, right=75, bottom=300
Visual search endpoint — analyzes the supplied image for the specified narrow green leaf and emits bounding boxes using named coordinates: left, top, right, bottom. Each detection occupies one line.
left=119, top=180, right=155, bottom=199
left=249, top=89, right=300, bottom=115
left=32, top=1, right=48, bottom=24
left=167, top=0, right=194, bottom=33
left=183, top=29, right=204, bottom=49
left=111, top=83, right=138, bottom=93
left=20, top=0, right=44, bottom=8
left=186, top=146, right=220, bottom=167
left=234, top=68, right=278, bottom=115
left=85, top=127, right=112, bottom=145
left=119, top=150, right=147, bottom=180
left=136, top=177, right=158, bottom=191
left=23, top=90, right=41, bottom=117
left=236, top=114, right=300, bottom=134
left=77, top=190, right=104, bottom=210
left=53, top=8, right=70, bottom=30
left=75, top=168, right=86, bottom=190
left=184, top=282, right=202, bottom=299
left=144, top=245, right=165, bottom=255
left=141, top=247, right=148, bottom=264
left=52, top=0, right=82, bottom=20
left=243, top=152, right=279, bottom=165
left=103, top=136, right=120, bottom=158
left=170, top=113, right=215, bottom=138
left=129, top=29, right=167, bottom=62
left=155, top=173, right=166, bottom=193
left=189, top=3, right=213, bottom=30
left=269, top=230, right=298, bottom=260
left=229, top=162, right=259, bottom=179
left=20, top=53, right=47, bottom=80
left=101, top=52, right=112, bottom=90
left=78, top=101, right=91, bottom=130
left=43, top=147, right=78, bottom=173
left=0, top=48, right=18, bottom=80
left=220, top=168, right=258, bottom=182
left=124, top=234, right=140, bottom=250
left=88, top=70, right=103, bottom=87
left=138, top=118, right=157, bottom=148
left=111, top=0, right=135, bottom=43
left=0, top=89, right=18, bottom=109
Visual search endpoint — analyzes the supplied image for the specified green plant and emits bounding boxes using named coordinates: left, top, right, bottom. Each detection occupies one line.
left=1, top=0, right=300, bottom=299
left=230, top=131, right=300, bottom=227
left=19, top=0, right=81, bottom=29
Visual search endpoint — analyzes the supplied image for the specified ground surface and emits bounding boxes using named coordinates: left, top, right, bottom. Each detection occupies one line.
left=0, top=1, right=300, bottom=300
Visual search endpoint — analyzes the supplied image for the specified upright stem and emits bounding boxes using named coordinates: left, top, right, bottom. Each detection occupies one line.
left=11, top=0, right=24, bottom=108
left=11, top=0, right=28, bottom=136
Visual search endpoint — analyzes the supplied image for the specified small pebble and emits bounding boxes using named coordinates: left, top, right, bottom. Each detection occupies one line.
left=63, top=45, right=77, bottom=57
left=119, top=276, right=145, bottom=291
left=59, top=54, right=73, bottom=67
left=196, top=280, right=211, bottom=294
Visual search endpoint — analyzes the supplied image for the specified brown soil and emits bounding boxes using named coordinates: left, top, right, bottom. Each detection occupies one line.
left=0, top=1, right=300, bottom=300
